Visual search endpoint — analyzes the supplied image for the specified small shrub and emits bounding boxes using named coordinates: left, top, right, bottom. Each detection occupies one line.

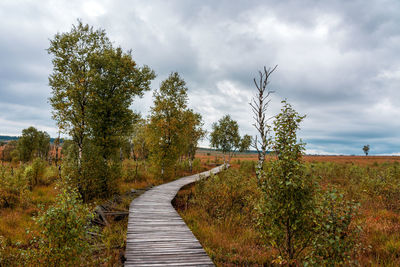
left=24, top=158, right=47, bottom=189
left=0, top=236, right=27, bottom=266
left=29, top=181, right=98, bottom=266
left=0, top=166, right=30, bottom=208
left=41, top=165, right=58, bottom=186
left=122, top=160, right=138, bottom=182
left=101, top=222, right=126, bottom=264
left=192, top=158, right=201, bottom=172
left=307, top=189, right=361, bottom=266
left=192, top=169, right=259, bottom=226
left=239, top=160, right=255, bottom=173
left=62, top=142, right=122, bottom=201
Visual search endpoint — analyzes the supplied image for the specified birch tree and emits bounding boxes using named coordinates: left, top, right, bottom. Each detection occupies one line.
left=147, top=72, right=203, bottom=178
left=250, top=65, right=276, bottom=186
left=48, top=21, right=155, bottom=199
left=48, top=21, right=110, bottom=167
left=210, top=115, right=251, bottom=164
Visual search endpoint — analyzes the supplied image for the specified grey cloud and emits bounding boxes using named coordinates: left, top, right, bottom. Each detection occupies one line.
left=1, top=0, right=400, bottom=154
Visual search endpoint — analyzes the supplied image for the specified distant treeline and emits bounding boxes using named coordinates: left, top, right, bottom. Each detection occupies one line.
left=0, top=136, right=19, bottom=142
left=0, top=135, right=63, bottom=144
left=197, top=147, right=261, bottom=155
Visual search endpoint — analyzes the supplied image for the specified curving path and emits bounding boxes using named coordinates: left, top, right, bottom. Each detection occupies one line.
left=125, top=165, right=225, bottom=266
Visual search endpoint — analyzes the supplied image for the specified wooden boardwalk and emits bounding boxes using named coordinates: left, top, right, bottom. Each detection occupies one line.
left=125, top=166, right=224, bottom=266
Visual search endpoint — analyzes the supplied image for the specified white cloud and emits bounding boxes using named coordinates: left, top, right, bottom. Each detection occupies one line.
left=83, top=1, right=106, bottom=17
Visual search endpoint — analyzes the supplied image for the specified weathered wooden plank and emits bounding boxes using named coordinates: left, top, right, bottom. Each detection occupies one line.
left=125, top=166, right=224, bottom=266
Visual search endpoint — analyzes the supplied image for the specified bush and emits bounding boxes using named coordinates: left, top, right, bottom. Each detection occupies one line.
left=24, top=158, right=47, bottom=189
left=122, top=160, right=138, bottom=182
left=0, top=166, right=30, bottom=208
left=62, top=141, right=122, bottom=202
left=1, top=141, right=17, bottom=162
left=307, top=189, right=361, bottom=266
left=0, top=235, right=28, bottom=267
left=42, top=165, right=58, bottom=186
left=192, top=158, right=202, bottom=173
left=122, top=160, right=151, bottom=183
left=239, top=160, right=256, bottom=173
left=192, top=168, right=260, bottom=226
left=29, top=182, right=98, bottom=266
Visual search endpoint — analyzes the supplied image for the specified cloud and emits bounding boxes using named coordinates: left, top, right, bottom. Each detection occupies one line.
left=0, top=0, right=400, bottom=154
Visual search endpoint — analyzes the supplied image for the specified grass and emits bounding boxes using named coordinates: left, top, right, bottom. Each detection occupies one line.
left=0, top=183, right=58, bottom=244
left=173, top=166, right=274, bottom=266
left=0, top=156, right=215, bottom=266
left=174, top=156, right=400, bottom=266
left=4, top=153, right=400, bottom=265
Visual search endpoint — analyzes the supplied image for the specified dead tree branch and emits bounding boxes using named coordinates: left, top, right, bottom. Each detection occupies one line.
left=250, top=65, right=277, bottom=185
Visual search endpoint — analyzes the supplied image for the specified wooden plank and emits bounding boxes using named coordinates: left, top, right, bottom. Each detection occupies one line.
left=125, top=166, right=224, bottom=266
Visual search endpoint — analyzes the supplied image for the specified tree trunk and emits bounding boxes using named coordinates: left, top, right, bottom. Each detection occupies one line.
left=189, top=159, right=193, bottom=173
left=134, top=161, right=139, bottom=179
left=58, top=165, right=62, bottom=180
left=286, top=218, right=294, bottom=266
left=55, top=145, right=59, bottom=167
left=78, top=145, right=82, bottom=169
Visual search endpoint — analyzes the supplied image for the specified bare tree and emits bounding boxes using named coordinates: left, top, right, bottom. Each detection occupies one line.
left=250, top=65, right=277, bottom=186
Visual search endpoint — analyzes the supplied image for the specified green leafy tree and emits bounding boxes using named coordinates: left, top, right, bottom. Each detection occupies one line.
left=61, top=139, right=120, bottom=201
left=210, top=115, right=251, bottom=164
left=88, top=46, right=155, bottom=160
left=48, top=21, right=110, bottom=166
left=0, top=165, right=30, bottom=208
left=17, top=127, right=39, bottom=162
left=129, top=119, right=150, bottom=178
left=16, top=127, right=50, bottom=162
left=260, top=101, right=360, bottom=265
left=24, top=158, right=47, bottom=189
left=131, top=119, right=149, bottom=161
left=363, top=144, right=370, bottom=156
left=48, top=21, right=154, bottom=199
left=37, top=131, right=50, bottom=160
left=147, top=72, right=203, bottom=178
left=240, top=134, right=252, bottom=152
left=182, top=110, right=206, bottom=172
left=259, top=100, right=314, bottom=265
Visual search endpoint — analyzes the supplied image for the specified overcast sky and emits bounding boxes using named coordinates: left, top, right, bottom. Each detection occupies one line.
left=1, top=0, right=400, bottom=155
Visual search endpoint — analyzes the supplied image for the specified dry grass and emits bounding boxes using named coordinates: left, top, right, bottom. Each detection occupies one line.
left=173, top=167, right=274, bottom=266
left=5, top=153, right=400, bottom=265
left=0, top=183, right=58, bottom=246
left=197, top=150, right=400, bottom=166
left=356, top=195, right=400, bottom=265
left=176, top=155, right=400, bottom=266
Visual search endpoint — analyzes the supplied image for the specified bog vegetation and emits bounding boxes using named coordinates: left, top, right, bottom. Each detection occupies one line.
left=1, top=20, right=400, bottom=267
left=175, top=157, right=400, bottom=266
left=0, top=21, right=209, bottom=266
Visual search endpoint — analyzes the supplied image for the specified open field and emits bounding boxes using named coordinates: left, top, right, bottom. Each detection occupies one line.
left=3, top=149, right=400, bottom=266
left=196, top=149, right=400, bottom=166
left=175, top=154, right=400, bottom=266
